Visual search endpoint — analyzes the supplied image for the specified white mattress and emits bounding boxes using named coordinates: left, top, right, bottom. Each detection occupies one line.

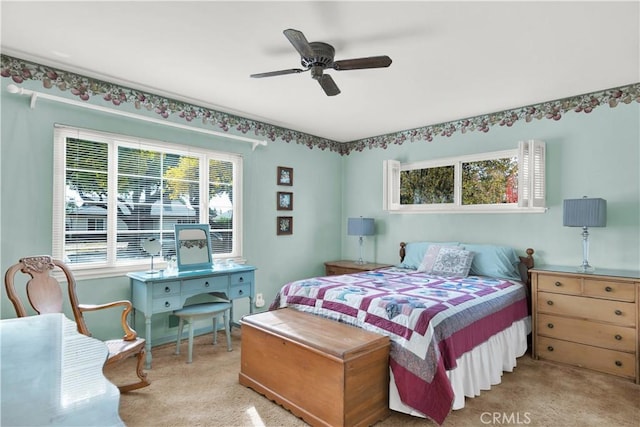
left=389, top=317, right=531, bottom=417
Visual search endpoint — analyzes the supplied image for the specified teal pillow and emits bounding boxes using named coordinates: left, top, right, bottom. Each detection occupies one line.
left=461, top=243, right=521, bottom=280
left=398, top=241, right=460, bottom=269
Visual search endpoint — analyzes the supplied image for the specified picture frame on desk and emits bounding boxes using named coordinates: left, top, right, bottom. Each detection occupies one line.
left=277, top=166, right=293, bottom=186
left=277, top=192, right=293, bottom=210
left=277, top=216, right=293, bottom=235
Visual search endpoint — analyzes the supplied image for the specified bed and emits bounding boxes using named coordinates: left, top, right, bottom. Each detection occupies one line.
left=269, top=241, right=534, bottom=425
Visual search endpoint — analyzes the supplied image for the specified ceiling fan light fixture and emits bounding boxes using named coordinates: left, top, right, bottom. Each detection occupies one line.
left=250, top=28, right=392, bottom=96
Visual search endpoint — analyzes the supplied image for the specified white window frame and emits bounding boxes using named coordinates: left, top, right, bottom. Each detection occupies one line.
left=53, top=125, right=244, bottom=279
left=383, top=140, right=546, bottom=214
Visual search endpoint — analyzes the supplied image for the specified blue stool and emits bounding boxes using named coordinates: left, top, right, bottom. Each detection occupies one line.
left=173, top=301, right=233, bottom=363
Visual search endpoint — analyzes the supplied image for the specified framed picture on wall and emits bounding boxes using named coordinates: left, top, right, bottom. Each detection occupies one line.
left=277, top=166, right=293, bottom=186
left=277, top=216, right=293, bottom=235
left=277, top=192, right=293, bottom=210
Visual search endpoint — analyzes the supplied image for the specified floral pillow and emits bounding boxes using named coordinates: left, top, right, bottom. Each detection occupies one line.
left=428, top=246, right=475, bottom=277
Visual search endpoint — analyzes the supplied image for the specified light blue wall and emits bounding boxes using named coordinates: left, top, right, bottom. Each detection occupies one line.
left=0, top=85, right=343, bottom=343
left=2, top=80, right=638, bottom=345
left=341, top=102, right=640, bottom=271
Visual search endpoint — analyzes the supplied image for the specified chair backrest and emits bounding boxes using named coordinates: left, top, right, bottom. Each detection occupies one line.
left=4, top=255, right=91, bottom=336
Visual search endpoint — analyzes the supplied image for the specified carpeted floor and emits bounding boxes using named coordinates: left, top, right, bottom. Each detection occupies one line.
left=107, top=328, right=639, bottom=427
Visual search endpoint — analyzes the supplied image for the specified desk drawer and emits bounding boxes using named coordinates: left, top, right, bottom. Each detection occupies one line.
left=229, top=284, right=251, bottom=299
left=231, top=272, right=253, bottom=286
left=152, top=281, right=180, bottom=297
left=152, top=296, right=181, bottom=313
left=183, top=276, right=227, bottom=294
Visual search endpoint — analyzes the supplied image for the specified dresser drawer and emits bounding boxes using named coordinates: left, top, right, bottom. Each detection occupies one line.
left=583, top=279, right=636, bottom=302
left=231, top=272, right=253, bottom=286
left=538, top=292, right=636, bottom=326
left=537, top=313, right=636, bottom=352
left=536, top=274, right=581, bottom=295
left=183, top=276, right=227, bottom=293
left=152, top=281, right=180, bottom=297
left=152, top=296, right=181, bottom=313
left=536, top=336, right=636, bottom=380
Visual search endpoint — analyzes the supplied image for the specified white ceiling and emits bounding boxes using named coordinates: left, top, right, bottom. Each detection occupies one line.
left=1, top=1, right=638, bottom=143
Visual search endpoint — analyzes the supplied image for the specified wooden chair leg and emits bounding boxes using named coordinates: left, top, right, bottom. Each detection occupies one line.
left=116, top=350, right=150, bottom=393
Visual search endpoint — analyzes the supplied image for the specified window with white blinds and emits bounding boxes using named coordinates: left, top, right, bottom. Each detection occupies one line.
left=53, top=126, right=243, bottom=277
left=383, top=140, right=546, bottom=213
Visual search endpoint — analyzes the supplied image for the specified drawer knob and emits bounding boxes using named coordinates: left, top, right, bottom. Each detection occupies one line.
left=615, top=334, right=622, bottom=341
left=554, top=281, right=562, bottom=287
left=164, top=286, right=171, bottom=293
left=165, top=301, right=171, bottom=308
left=614, top=309, right=622, bottom=316
left=239, top=277, right=244, bottom=283
left=238, top=289, right=244, bottom=295
left=547, top=346, right=554, bottom=352
left=205, top=281, right=210, bottom=287
left=615, top=360, right=622, bottom=367
left=547, top=300, right=554, bottom=306
left=547, top=323, right=554, bottom=329
left=605, top=286, right=613, bottom=292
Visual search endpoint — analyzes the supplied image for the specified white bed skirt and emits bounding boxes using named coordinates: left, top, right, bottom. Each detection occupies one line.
left=389, top=317, right=531, bottom=417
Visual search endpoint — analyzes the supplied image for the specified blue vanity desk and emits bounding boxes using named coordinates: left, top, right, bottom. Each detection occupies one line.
left=128, top=264, right=256, bottom=368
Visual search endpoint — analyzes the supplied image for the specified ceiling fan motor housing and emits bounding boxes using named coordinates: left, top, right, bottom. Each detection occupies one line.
left=300, top=42, right=335, bottom=69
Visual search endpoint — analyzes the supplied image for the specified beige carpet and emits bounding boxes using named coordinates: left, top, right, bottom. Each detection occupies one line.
left=107, top=328, right=639, bottom=427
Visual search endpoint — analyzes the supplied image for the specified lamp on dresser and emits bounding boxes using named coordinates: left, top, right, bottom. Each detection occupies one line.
left=347, top=217, right=375, bottom=264
left=563, top=196, right=607, bottom=273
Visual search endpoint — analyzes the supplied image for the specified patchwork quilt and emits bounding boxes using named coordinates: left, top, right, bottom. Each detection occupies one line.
left=270, top=267, right=529, bottom=425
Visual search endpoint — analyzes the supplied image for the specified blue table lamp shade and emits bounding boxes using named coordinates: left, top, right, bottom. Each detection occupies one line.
left=348, top=217, right=375, bottom=264
left=563, top=197, right=607, bottom=272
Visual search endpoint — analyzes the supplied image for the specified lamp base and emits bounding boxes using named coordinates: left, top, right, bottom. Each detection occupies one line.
left=576, top=263, right=595, bottom=273
left=354, top=259, right=366, bottom=265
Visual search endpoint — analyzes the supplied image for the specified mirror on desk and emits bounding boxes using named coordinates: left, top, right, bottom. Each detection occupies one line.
left=174, top=224, right=212, bottom=271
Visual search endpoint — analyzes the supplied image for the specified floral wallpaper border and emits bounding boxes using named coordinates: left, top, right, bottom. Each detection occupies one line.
left=2, top=54, right=639, bottom=155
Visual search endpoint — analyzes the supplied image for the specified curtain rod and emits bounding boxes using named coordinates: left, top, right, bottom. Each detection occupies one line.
left=6, top=84, right=268, bottom=151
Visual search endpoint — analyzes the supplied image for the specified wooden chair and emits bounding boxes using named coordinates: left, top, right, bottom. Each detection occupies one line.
left=4, top=255, right=150, bottom=393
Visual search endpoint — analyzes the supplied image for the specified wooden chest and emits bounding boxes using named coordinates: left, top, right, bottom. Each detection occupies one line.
left=239, top=308, right=390, bottom=427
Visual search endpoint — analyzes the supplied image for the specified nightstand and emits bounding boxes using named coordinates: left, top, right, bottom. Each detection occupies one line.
left=530, top=265, right=640, bottom=383
left=324, top=260, right=393, bottom=276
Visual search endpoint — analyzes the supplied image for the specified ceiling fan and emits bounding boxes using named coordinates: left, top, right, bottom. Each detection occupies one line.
left=250, top=29, right=392, bottom=96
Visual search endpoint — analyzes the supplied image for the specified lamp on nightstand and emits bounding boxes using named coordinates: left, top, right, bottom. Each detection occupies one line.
left=563, top=196, right=607, bottom=273
left=347, top=217, right=375, bottom=264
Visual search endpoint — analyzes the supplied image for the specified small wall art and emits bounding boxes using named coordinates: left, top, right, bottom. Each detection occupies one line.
left=277, top=191, right=293, bottom=210
left=277, top=166, right=293, bottom=186
left=277, top=216, right=293, bottom=235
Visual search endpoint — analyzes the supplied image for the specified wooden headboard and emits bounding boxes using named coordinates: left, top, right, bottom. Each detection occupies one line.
left=398, top=242, right=535, bottom=284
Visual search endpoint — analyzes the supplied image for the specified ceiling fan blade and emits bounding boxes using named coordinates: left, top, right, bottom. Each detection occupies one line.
left=318, top=74, right=340, bottom=96
left=283, top=28, right=315, bottom=58
left=250, top=68, right=306, bottom=78
left=332, top=55, right=392, bottom=71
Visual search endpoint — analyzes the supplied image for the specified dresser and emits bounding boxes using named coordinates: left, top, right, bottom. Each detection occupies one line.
left=128, top=265, right=256, bottom=368
left=324, top=260, right=393, bottom=276
left=531, top=266, right=639, bottom=383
